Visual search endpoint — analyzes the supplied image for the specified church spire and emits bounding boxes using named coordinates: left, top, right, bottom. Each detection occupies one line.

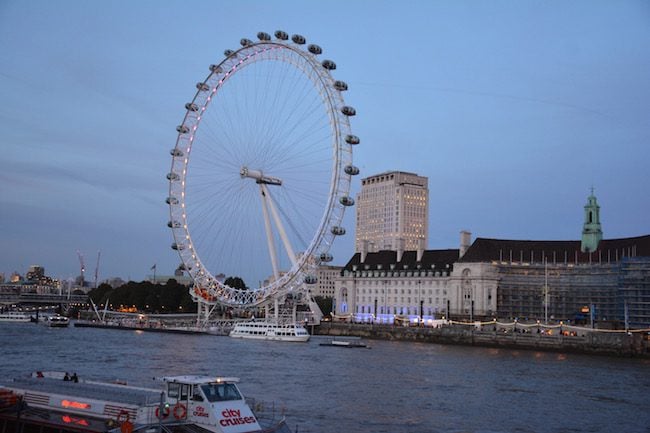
left=581, top=188, right=603, bottom=253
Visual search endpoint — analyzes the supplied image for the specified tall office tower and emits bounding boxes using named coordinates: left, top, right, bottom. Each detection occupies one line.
left=355, top=171, right=429, bottom=252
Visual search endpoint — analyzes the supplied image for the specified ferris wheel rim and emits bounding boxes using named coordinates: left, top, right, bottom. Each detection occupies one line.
left=166, top=32, right=357, bottom=307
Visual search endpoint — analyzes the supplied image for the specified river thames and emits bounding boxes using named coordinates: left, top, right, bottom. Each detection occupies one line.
left=1, top=323, right=649, bottom=433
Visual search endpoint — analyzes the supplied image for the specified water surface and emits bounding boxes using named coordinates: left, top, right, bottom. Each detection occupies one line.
left=1, top=323, right=648, bottom=432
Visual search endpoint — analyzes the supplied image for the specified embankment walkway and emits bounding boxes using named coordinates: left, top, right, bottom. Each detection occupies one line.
left=314, top=321, right=650, bottom=358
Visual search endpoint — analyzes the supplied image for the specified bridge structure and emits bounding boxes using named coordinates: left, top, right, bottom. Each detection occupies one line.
left=0, top=284, right=88, bottom=308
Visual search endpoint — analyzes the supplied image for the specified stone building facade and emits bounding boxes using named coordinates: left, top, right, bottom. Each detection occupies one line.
left=333, top=234, right=650, bottom=327
left=307, top=265, right=342, bottom=298
left=334, top=190, right=650, bottom=327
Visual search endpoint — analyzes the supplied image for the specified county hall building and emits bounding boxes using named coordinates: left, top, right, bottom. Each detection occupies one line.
left=333, top=191, right=650, bottom=328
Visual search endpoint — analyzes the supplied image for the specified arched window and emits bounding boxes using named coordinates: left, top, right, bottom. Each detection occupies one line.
left=339, top=287, right=348, bottom=313
left=462, top=268, right=472, bottom=303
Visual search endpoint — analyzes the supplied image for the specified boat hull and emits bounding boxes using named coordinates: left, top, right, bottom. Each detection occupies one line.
left=231, top=333, right=310, bottom=342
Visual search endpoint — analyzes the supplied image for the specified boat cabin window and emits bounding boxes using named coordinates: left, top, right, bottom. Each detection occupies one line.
left=180, top=384, right=189, bottom=400
left=201, top=383, right=242, bottom=402
left=192, top=385, right=204, bottom=401
left=167, top=383, right=190, bottom=400
left=168, top=383, right=179, bottom=399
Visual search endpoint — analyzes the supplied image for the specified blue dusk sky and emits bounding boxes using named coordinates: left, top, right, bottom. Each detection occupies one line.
left=1, top=0, right=649, bottom=283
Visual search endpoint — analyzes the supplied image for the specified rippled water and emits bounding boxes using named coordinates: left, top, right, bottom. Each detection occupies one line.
left=1, top=323, right=649, bottom=433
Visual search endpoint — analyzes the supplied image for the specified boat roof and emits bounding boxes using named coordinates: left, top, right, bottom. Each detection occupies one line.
left=158, top=375, right=240, bottom=385
left=3, top=377, right=160, bottom=406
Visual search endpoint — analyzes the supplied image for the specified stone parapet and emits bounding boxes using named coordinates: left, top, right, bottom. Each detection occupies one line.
left=315, top=322, right=650, bottom=358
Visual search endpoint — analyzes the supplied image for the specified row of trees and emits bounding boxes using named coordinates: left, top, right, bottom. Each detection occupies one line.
left=313, top=295, right=333, bottom=316
left=88, top=279, right=196, bottom=313
left=87, top=277, right=334, bottom=316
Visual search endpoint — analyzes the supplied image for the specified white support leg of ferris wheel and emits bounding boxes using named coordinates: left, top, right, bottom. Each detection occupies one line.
left=260, top=183, right=298, bottom=267
left=197, top=301, right=205, bottom=327
left=196, top=301, right=200, bottom=326
left=259, top=185, right=280, bottom=281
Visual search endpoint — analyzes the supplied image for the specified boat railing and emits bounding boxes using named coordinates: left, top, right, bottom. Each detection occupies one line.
left=246, top=397, right=286, bottom=425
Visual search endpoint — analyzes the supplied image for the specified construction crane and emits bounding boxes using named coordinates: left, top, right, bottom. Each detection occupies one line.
left=76, top=250, right=86, bottom=287
left=94, top=251, right=101, bottom=288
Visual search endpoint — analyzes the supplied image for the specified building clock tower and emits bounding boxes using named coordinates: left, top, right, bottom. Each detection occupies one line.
left=581, top=188, right=603, bottom=253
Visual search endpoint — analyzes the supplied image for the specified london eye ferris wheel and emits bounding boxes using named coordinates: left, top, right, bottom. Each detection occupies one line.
left=166, top=31, right=360, bottom=308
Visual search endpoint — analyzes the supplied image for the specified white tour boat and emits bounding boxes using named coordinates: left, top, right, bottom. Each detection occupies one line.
left=0, top=373, right=291, bottom=433
left=0, top=312, right=32, bottom=323
left=229, top=320, right=310, bottom=342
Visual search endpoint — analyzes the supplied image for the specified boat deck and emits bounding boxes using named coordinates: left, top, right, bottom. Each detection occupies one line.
left=2, top=377, right=161, bottom=407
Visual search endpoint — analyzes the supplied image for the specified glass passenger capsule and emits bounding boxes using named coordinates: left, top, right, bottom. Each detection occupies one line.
left=320, top=253, right=334, bottom=262
left=331, top=226, right=346, bottom=236
left=344, top=165, right=360, bottom=175
left=334, top=81, right=348, bottom=91
left=345, top=135, right=360, bottom=145
left=274, top=30, right=289, bottom=40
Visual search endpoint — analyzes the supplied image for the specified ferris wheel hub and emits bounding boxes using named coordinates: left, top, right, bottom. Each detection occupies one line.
left=240, top=166, right=282, bottom=186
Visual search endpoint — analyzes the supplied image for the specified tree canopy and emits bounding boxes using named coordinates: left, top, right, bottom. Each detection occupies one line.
left=224, top=276, right=247, bottom=290
left=88, top=279, right=196, bottom=313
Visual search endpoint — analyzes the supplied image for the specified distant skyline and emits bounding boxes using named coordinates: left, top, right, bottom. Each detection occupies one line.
left=1, top=0, right=649, bottom=282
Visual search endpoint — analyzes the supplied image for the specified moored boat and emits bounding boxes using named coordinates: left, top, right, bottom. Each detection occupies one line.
left=0, top=373, right=291, bottom=433
left=229, top=321, right=310, bottom=342
left=0, top=312, right=32, bottom=323
left=44, top=315, right=70, bottom=328
left=319, top=337, right=370, bottom=348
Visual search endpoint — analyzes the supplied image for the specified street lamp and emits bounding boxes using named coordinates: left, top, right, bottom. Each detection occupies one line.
left=417, top=280, right=422, bottom=324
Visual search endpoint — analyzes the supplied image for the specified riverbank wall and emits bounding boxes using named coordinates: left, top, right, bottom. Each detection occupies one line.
left=74, top=321, right=205, bottom=334
left=314, top=322, right=650, bottom=358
